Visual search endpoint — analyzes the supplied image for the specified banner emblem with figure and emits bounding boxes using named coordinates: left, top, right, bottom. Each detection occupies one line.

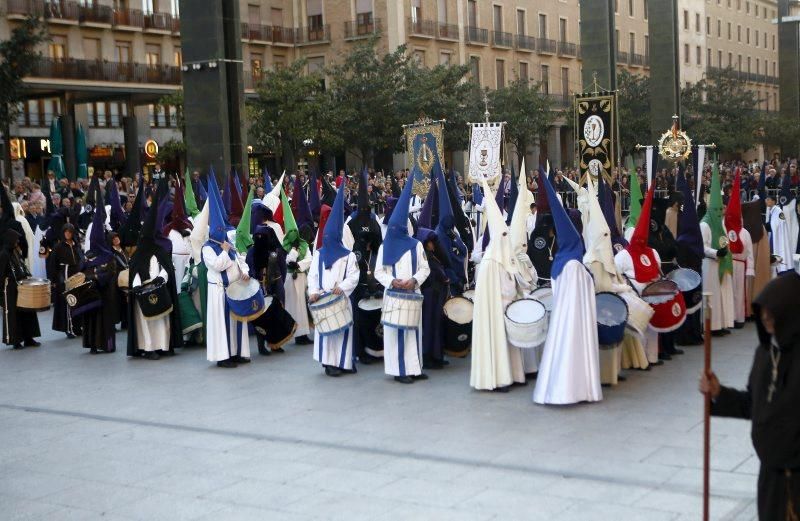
left=404, top=118, right=446, bottom=198
left=575, top=91, right=618, bottom=181
left=467, top=122, right=504, bottom=183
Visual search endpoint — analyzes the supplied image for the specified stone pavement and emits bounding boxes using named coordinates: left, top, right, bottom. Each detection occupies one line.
left=0, top=310, right=760, bottom=520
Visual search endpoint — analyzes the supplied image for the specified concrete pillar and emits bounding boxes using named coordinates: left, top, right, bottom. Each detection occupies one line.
left=123, top=115, right=140, bottom=178
left=547, top=126, right=562, bottom=169
left=579, top=0, right=616, bottom=91
left=647, top=0, right=681, bottom=143
left=778, top=0, right=800, bottom=156
left=60, top=96, right=77, bottom=181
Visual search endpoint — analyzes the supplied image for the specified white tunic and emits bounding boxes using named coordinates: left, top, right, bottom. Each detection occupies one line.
left=374, top=242, right=430, bottom=377
left=767, top=205, right=793, bottom=274
left=614, top=248, right=661, bottom=364
left=731, top=228, right=755, bottom=324
left=533, top=260, right=602, bottom=405
left=307, top=251, right=359, bottom=370
left=131, top=256, right=170, bottom=352
left=284, top=247, right=312, bottom=338
left=700, top=222, right=735, bottom=331
left=202, top=244, right=252, bottom=362
left=31, top=226, right=47, bottom=279
left=169, top=229, right=191, bottom=288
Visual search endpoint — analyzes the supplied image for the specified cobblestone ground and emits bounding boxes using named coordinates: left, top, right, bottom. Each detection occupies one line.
left=0, top=310, right=759, bottom=520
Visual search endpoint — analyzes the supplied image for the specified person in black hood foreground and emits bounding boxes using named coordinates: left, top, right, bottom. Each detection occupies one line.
left=0, top=229, right=41, bottom=349
left=699, top=271, right=800, bottom=520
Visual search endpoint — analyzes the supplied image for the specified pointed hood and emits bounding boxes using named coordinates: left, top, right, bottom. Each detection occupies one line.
left=281, top=184, right=308, bottom=261
left=598, top=176, right=626, bottom=251
left=626, top=184, right=660, bottom=282
left=481, top=180, right=507, bottom=251
left=319, top=181, right=349, bottom=269
left=207, top=169, right=231, bottom=244
left=702, top=162, right=733, bottom=278
left=316, top=204, right=332, bottom=249
left=509, top=159, right=533, bottom=255
left=356, top=167, right=370, bottom=213
left=779, top=167, right=795, bottom=207
left=163, top=180, right=193, bottom=236
left=84, top=200, right=112, bottom=268
left=383, top=196, right=398, bottom=223
left=536, top=166, right=551, bottom=213
left=184, top=168, right=200, bottom=218
left=107, top=177, right=126, bottom=230
left=118, top=172, right=145, bottom=247
left=417, top=171, right=438, bottom=229
left=506, top=165, right=520, bottom=226
left=153, top=179, right=173, bottom=255
left=235, top=186, right=255, bottom=253
left=435, top=166, right=467, bottom=284
left=263, top=167, right=273, bottom=192
left=479, top=175, right=517, bottom=274
left=627, top=169, right=643, bottom=229
left=584, top=178, right=617, bottom=276
left=221, top=170, right=232, bottom=216
left=675, top=164, right=705, bottom=259
left=308, top=169, right=322, bottom=221
left=195, top=175, right=207, bottom=205
left=541, top=168, right=584, bottom=280
left=445, top=169, right=473, bottom=252
left=227, top=169, right=244, bottom=226
left=725, top=169, right=744, bottom=254
left=382, top=173, right=419, bottom=267
left=233, top=169, right=244, bottom=200
left=189, top=201, right=210, bottom=263
left=293, top=176, right=314, bottom=232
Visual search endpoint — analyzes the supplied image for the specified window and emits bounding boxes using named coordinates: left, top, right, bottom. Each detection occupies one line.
left=271, top=7, right=283, bottom=26
left=439, top=52, right=451, bottom=66
left=88, top=101, right=128, bottom=128
left=559, top=18, right=567, bottom=42
left=717, top=20, right=721, bottom=37
left=728, top=52, right=732, bottom=67
left=411, top=0, right=421, bottom=23
left=684, top=43, right=689, bottom=63
left=614, top=0, right=618, bottom=13
left=737, top=54, right=742, bottom=72
left=49, top=35, right=67, bottom=60
left=772, top=35, right=775, bottom=50
left=469, top=56, right=480, bottom=82
left=467, top=0, right=477, bottom=26
left=306, top=0, right=323, bottom=28
left=756, top=57, right=760, bottom=74
left=696, top=45, right=701, bottom=65
left=629, top=32, right=635, bottom=55
left=516, top=9, right=525, bottom=36
left=251, top=54, right=263, bottom=77
left=755, top=29, right=759, bottom=47
left=82, top=38, right=100, bottom=61
left=746, top=1, right=749, bottom=13
left=493, top=5, right=502, bottom=32
left=273, top=55, right=286, bottom=69
left=737, top=24, right=741, bottom=42
left=538, top=14, right=547, bottom=39
left=615, top=29, right=619, bottom=50
left=683, top=9, right=688, bottom=29
left=628, top=0, right=634, bottom=16
left=115, top=41, right=131, bottom=63
left=747, top=56, right=751, bottom=73
left=727, top=22, right=731, bottom=40
left=643, top=0, right=648, bottom=19
left=706, top=16, right=710, bottom=35
left=307, top=55, right=325, bottom=89
left=644, top=34, right=649, bottom=57
left=145, top=44, right=160, bottom=66
left=519, top=61, right=529, bottom=82
left=746, top=27, right=750, bottom=44
left=247, top=4, right=260, bottom=26
left=540, top=64, right=549, bottom=94
left=436, top=0, right=446, bottom=22
left=560, top=67, right=569, bottom=96
left=695, top=13, right=700, bottom=32
left=717, top=50, right=722, bottom=66
left=706, top=48, right=710, bottom=66
left=173, top=48, right=181, bottom=66
left=413, top=50, right=425, bottom=66
left=496, top=59, right=505, bottom=88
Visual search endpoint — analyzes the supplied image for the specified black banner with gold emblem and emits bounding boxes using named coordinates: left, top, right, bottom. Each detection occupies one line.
left=574, top=92, right=618, bottom=181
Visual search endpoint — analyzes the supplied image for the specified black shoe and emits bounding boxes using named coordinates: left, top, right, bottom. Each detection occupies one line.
left=650, top=360, right=664, bottom=366
left=721, top=329, right=731, bottom=336
left=294, top=335, right=313, bottom=345
left=525, top=371, right=538, bottom=381
left=24, top=339, right=41, bottom=347
left=394, top=376, right=414, bottom=384
left=617, top=374, right=627, bottom=382
left=667, top=348, right=685, bottom=356
left=658, top=352, right=672, bottom=361
left=161, top=350, right=175, bottom=357
left=258, top=346, right=270, bottom=356
left=359, top=353, right=379, bottom=365
left=145, top=351, right=161, bottom=360
left=12, top=343, right=24, bottom=350
left=66, top=333, right=76, bottom=339
left=512, top=380, right=528, bottom=387
left=216, top=359, right=237, bottom=368
left=411, top=373, right=428, bottom=381
left=90, top=348, right=98, bottom=355
left=272, top=347, right=285, bottom=354
left=493, top=385, right=510, bottom=393
left=325, top=366, right=342, bottom=377
left=733, top=321, right=745, bottom=329
left=232, top=355, right=250, bottom=364
left=711, top=330, right=727, bottom=337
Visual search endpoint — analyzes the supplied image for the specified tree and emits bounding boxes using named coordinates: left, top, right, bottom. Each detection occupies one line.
left=755, top=113, right=800, bottom=157
left=248, top=59, right=341, bottom=172
left=681, top=67, right=761, bottom=154
left=616, top=70, right=650, bottom=157
left=489, top=79, right=555, bottom=165
left=155, top=90, right=185, bottom=165
left=0, top=16, right=47, bottom=179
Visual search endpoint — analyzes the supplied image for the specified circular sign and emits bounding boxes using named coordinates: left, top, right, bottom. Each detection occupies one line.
left=583, top=115, right=604, bottom=147
left=144, top=139, right=159, bottom=159
left=718, top=236, right=729, bottom=248
left=471, top=137, right=500, bottom=181
left=640, top=254, right=651, bottom=267
left=588, top=159, right=603, bottom=178
left=671, top=302, right=682, bottom=317
left=534, top=237, right=546, bottom=250
left=727, top=230, right=738, bottom=243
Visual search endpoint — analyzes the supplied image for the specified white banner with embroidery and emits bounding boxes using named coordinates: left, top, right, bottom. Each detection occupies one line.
left=468, top=123, right=504, bottom=183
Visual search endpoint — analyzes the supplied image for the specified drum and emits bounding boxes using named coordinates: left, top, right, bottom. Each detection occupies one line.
left=462, top=289, right=475, bottom=301
left=309, top=292, right=352, bottom=336
left=117, top=269, right=130, bottom=292
left=64, top=281, right=101, bottom=317
left=381, top=289, right=424, bottom=330
left=666, top=268, right=703, bottom=313
left=529, top=287, right=553, bottom=314
left=17, top=278, right=51, bottom=311
left=618, top=290, right=654, bottom=338
left=251, top=296, right=298, bottom=348
left=178, top=291, right=202, bottom=334
left=504, top=298, right=548, bottom=348
left=134, top=280, right=173, bottom=320
left=595, top=292, right=629, bottom=346
left=64, top=272, right=86, bottom=292
left=225, top=278, right=266, bottom=322
left=642, top=280, right=687, bottom=333
left=443, top=296, right=474, bottom=356
left=357, top=297, right=384, bottom=357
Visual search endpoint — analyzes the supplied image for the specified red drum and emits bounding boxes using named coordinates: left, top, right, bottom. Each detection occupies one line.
left=641, top=280, right=687, bottom=333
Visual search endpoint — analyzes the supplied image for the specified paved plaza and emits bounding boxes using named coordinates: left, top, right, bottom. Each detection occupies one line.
left=1, top=310, right=760, bottom=520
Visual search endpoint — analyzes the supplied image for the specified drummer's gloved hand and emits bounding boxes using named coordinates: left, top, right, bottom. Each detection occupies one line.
left=716, top=247, right=728, bottom=258
left=287, top=261, right=300, bottom=271
left=152, top=276, right=165, bottom=286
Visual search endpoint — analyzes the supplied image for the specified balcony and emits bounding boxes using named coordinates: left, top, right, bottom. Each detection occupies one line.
left=27, top=57, right=181, bottom=85
left=492, top=30, right=513, bottom=48
left=465, top=26, right=489, bottom=45
left=549, top=94, right=571, bottom=108
left=144, top=11, right=173, bottom=33
left=630, top=53, right=645, bottom=66
left=408, top=18, right=436, bottom=38
left=616, top=50, right=629, bottom=64
left=344, top=18, right=381, bottom=39
left=437, top=22, right=459, bottom=41
left=557, top=41, right=578, bottom=57
left=643, top=54, right=650, bottom=67
left=79, top=3, right=113, bottom=25
left=536, top=38, right=557, bottom=54
left=113, top=8, right=145, bottom=29
left=7, top=0, right=80, bottom=22
left=295, top=24, right=330, bottom=45
left=515, top=34, right=536, bottom=51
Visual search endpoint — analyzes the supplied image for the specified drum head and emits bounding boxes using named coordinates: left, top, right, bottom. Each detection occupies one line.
left=595, top=292, right=629, bottom=326
left=358, top=298, right=383, bottom=311
left=20, top=278, right=48, bottom=286
left=315, top=292, right=340, bottom=307
left=506, top=298, right=546, bottom=324
left=444, top=297, right=474, bottom=324
left=666, top=268, right=702, bottom=292
left=642, top=280, right=679, bottom=304
left=225, top=278, right=260, bottom=300
left=530, top=288, right=553, bottom=311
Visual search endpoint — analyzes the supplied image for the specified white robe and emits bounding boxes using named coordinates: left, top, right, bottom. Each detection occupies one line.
left=614, top=249, right=661, bottom=364
left=31, top=226, right=47, bottom=279
left=307, top=251, right=360, bottom=370
left=783, top=199, right=798, bottom=257
left=700, top=222, right=735, bottom=331
left=131, top=256, right=170, bottom=352
left=767, top=205, right=793, bottom=274
left=284, top=247, right=312, bottom=338
left=374, top=242, right=430, bottom=377
left=169, top=230, right=191, bottom=287
left=202, top=244, right=252, bottom=362
left=533, top=260, right=602, bottom=405
left=731, top=228, right=755, bottom=324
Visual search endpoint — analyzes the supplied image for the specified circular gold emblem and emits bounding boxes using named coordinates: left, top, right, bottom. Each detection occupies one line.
left=148, top=294, right=158, bottom=305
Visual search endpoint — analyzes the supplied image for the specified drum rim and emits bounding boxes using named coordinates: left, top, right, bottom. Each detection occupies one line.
left=384, top=289, right=424, bottom=301
left=595, top=291, right=630, bottom=325
left=357, top=298, right=384, bottom=311
left=504, top=298, right=546, bottom=325
left=309, top=292, right=344, bottom=309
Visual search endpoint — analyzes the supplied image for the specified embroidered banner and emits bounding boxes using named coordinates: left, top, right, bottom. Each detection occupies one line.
left=467, top=122, right=504, bottom=183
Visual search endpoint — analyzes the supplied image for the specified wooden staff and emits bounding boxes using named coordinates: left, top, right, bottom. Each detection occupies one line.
left=702, top=291, right=713, bottom=521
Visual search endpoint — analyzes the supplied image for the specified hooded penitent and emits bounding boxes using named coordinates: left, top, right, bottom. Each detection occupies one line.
left=281, top=184, right=309, bottom=262
left=583, top=178, right=617, bottom=278
left=541, top=167, right=584, bottom=280
left=118, top=172, right=145, bottom=248
left=627, top=168, right=643, bottom=229
left=445, top=171, right=473, bottom=253
left=195, top=174, right=208, bottom=206
left=107, top=177, right=127, bottom=230
left=163, top=181, right=193, bottom=237
left=292, top=176, right=315, bottom=245
left=227, top=169, right=244, bottom=226
left=382, top=173, right=418, bottom=267
left=626, top=184, right=659, bottom=282
left=0, top=180, right=27, bottom=259
left=308, top=169, right=322, bottom=222
left=481, top=179, right=507, bottom=251
left=206, top=169, right=232, bottom=245
left=702, top=163, right=733, bottom=279
left=184, top=168, right=200, bottom=218
left=724, top=170, right=744, bottom=255
left=675, top=164, right=704, bottom=270
left=316, top=204, right=332, bottom=249
left=84, top=201, right=113, bottom=269
left=235, top=186, right=255, bottom=253
left=416, top=171, right=438, bottom=230
left=435, top=165, right=467, bottom=289
left=348, top=169, right=383, bottom=260
left=319, top=181, right=349, bottom=270
left=598, top=176, right=626, bottom=251
left=506, top=166, right=520, bottom=226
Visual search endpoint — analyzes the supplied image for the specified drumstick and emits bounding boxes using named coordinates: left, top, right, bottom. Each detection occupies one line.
left=702, top=291, right=713, bottom=521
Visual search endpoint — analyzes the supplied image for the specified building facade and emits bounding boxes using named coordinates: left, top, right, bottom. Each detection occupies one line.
left=0, top=0, right=787, bottom=180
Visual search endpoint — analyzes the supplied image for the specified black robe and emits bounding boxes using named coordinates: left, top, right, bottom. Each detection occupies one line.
left=711, top=273, right=800, bottom=521
left=112, top=247, right=129, bottom=328
left=349, top=214, right=384, bottom=358
left=420, top=249, right=449, bottom=363
left=0, top=247, right=40, bottom=345
left=80, top=259, right=118, bottom=352
left=46, top=239, right=84, bottom=334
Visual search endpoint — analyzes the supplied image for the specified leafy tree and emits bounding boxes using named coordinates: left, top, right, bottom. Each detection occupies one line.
left=616, top=70, right=650, bottom=157
left=0, top=16, right=47, bottom=179
left=489, top=79, right=555, bottom=165
left=681, top=67, right=761, bottom=154
left=756, top=113, right=800, bottom=156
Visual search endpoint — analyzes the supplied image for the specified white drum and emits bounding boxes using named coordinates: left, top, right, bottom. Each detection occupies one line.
left=309, top=292, right=353, bottom=336
left=381, top=289, right=423, bottom=330
left=462, top=289, right=475, bottom=301
left=504, top=298, right=548, bottom=348
left=357, top=297, right=383, bottom=312
left=530, top=287, right=553, bottom=313
left=618, top=290, right=654, bottom=338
